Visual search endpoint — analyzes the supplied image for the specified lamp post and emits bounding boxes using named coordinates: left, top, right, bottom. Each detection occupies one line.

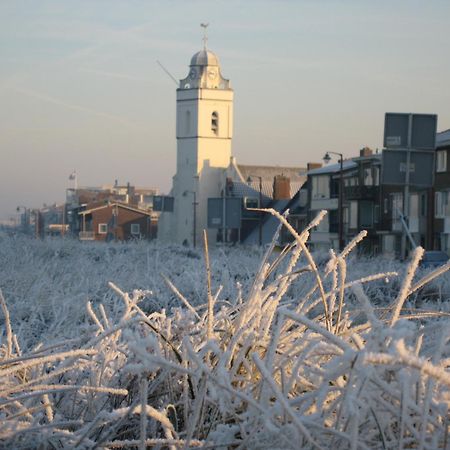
left=183, top=190, right=198, bottom=248
left=323, top=151, right=344, bottom=251
left=247, top=175, right=263, bottom=246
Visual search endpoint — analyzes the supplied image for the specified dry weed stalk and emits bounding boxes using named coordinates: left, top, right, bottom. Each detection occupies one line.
left=1, top=212, right=450, bottom=448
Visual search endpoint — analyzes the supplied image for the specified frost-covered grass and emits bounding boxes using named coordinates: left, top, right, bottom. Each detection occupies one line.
left=1, top=212, right=450, bottom=449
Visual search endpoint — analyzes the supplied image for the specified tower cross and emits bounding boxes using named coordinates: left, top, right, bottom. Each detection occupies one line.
left=200, top=23, right=209, bottom=49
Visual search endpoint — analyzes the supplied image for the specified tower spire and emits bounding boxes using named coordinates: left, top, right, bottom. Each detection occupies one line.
left=200, top=23, right=209, bottom=50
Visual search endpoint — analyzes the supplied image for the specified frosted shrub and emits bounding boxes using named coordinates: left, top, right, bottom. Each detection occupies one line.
left=1, top=213, right=450, bottom=448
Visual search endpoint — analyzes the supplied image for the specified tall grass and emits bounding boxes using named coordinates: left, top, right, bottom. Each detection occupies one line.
left=1, top=211, right=450, bottom=448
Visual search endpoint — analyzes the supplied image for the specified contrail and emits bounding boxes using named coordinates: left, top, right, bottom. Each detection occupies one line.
left=11, top=86, right=145, bottom=130
left=78, top=68, right=152, bottom=83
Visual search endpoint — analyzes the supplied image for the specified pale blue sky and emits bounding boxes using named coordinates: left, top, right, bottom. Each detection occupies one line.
left=1, top=0, right=450, bottom=220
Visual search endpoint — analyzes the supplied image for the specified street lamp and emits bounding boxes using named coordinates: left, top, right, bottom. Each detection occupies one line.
left=183, top=190, right=198, bottom=248
left=247, top=175, right=263, bottom=246
left=323, top=151, right=345, bottom=251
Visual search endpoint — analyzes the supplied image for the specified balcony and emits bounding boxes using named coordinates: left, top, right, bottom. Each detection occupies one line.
left=79, top=231, right=95, bottom=240
left=310, top=197, right=338, bottom=211
left=344, top=185, right=379, bottom=200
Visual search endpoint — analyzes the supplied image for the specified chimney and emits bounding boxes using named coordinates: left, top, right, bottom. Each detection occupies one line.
left=307, top=162, right=322, bottom=171
left=360, top=147, right=373, bottom=157
left=273, top=175, right=291, bottom=200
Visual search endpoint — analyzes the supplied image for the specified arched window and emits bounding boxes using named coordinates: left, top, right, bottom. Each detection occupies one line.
left=211, top=111, right=219, bottom=135
left=185, top=110, right=191, bottom=134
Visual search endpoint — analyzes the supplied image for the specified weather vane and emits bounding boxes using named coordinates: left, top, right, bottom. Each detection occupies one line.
left=200, top=23, right=209, bottom=49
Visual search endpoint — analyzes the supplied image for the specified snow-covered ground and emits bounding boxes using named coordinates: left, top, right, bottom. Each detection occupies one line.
left=1, top=218, right=450, bottom=448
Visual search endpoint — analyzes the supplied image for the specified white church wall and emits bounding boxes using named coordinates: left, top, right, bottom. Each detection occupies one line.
left=157, top=48, right=234, bottom=246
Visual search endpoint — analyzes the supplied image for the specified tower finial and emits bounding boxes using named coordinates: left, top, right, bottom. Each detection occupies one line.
left=200, top=23, right=209, bottom=50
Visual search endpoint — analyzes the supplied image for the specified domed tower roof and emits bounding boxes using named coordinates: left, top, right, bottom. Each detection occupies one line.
left=180, top=48, right=230, bottom=90
left=190, top=49, right=220, bottom=67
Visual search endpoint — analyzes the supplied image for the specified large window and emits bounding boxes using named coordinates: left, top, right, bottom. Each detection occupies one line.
left=311, top=175, right=329, bottom=199
left=437, top=150, right=447, bottom=172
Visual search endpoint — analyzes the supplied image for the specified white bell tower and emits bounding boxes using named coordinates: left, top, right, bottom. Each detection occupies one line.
left=159, top=34, right=234, bottom=246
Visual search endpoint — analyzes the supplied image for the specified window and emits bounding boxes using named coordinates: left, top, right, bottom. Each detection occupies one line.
left=343, top=206, right=349, bottom=226
left=329, top=210, right=339, bottom=233
left=98, top=223, right=107, bottom=234
left=435, top=191, right=447, bottom=218
left=437, top=151, right=447, bottom=172
left=244, top=197, right=259, bottom=208
left=349, top=201, right=358, bottom=229
left=391, top=193, right=403, bottom=230
left=363, top=167, right=373, bottom=186
left=374, top=205, right=380, bottom=223
left=409, top=193, right=419, bottom=218
left=373, top=166, right=380, bottom=186
left=131, top=224, right=140, bottom=235
left=420, top=193, right=427, bottom=216
left=360, top=201, right=374, bottom=228
left=211, top=111, right=219, bottom=135
left=330, top=179, right=339, bottom=198
left=314, top=214, right=329, bottom=232
left=311, top=175, right=329, bottom=199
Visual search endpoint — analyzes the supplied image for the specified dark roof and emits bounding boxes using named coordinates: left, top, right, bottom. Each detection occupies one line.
left=235, top=164, right=307, bottom=198
left=437, top=129, right=450, bottom=148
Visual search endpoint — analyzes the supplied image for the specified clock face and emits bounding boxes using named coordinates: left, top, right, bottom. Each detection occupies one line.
left=207, top=69, right=217, bottom=80
left=189, top=68, right=197, bottom=80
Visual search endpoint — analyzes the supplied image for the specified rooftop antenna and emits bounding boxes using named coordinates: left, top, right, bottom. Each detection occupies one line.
left=200, top=23, right=209, bottom=49
left=156, top=60, right=178, bottom=86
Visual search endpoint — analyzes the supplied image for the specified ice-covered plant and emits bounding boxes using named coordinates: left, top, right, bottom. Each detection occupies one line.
left=1, top=212, right=450, bottom=449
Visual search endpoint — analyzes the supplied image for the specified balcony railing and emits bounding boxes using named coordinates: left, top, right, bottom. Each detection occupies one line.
left=79, top=231, right=95, bottom=240
left=344, top=185, right=379, bottom=200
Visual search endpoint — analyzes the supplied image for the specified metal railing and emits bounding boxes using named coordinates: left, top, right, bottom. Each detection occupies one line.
left=79, top=231, right=95, bottom=240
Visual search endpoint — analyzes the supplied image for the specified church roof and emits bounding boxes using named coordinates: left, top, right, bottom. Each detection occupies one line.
left=180, top=48, right=230, bottom=90
left=228, top=163, right=307, bottom=199
left=190, top=49, right=219, bottom=67
left=237, top=164, right=307, bottom=183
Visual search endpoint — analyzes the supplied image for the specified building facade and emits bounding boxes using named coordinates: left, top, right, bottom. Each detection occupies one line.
left=158, top=47, right=233, bottom=246
left=433, top=129, right=450, bottom=251
left=79, top=203, right=156, bottom=241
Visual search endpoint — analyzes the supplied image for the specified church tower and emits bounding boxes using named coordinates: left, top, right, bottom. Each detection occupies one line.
left=159, top=40, right=234, bottom=246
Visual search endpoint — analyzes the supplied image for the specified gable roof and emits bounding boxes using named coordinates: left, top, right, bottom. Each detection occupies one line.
left=236, top=164, right=307, bottom=182
left=307, top=160, right=357, bottom=175
left=227, top=160, right=307, bottom=199
left=79, top=202, right=153, bottom=216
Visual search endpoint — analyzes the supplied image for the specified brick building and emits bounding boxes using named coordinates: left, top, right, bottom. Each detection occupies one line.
left=79, top=203, right=157, bottom=241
